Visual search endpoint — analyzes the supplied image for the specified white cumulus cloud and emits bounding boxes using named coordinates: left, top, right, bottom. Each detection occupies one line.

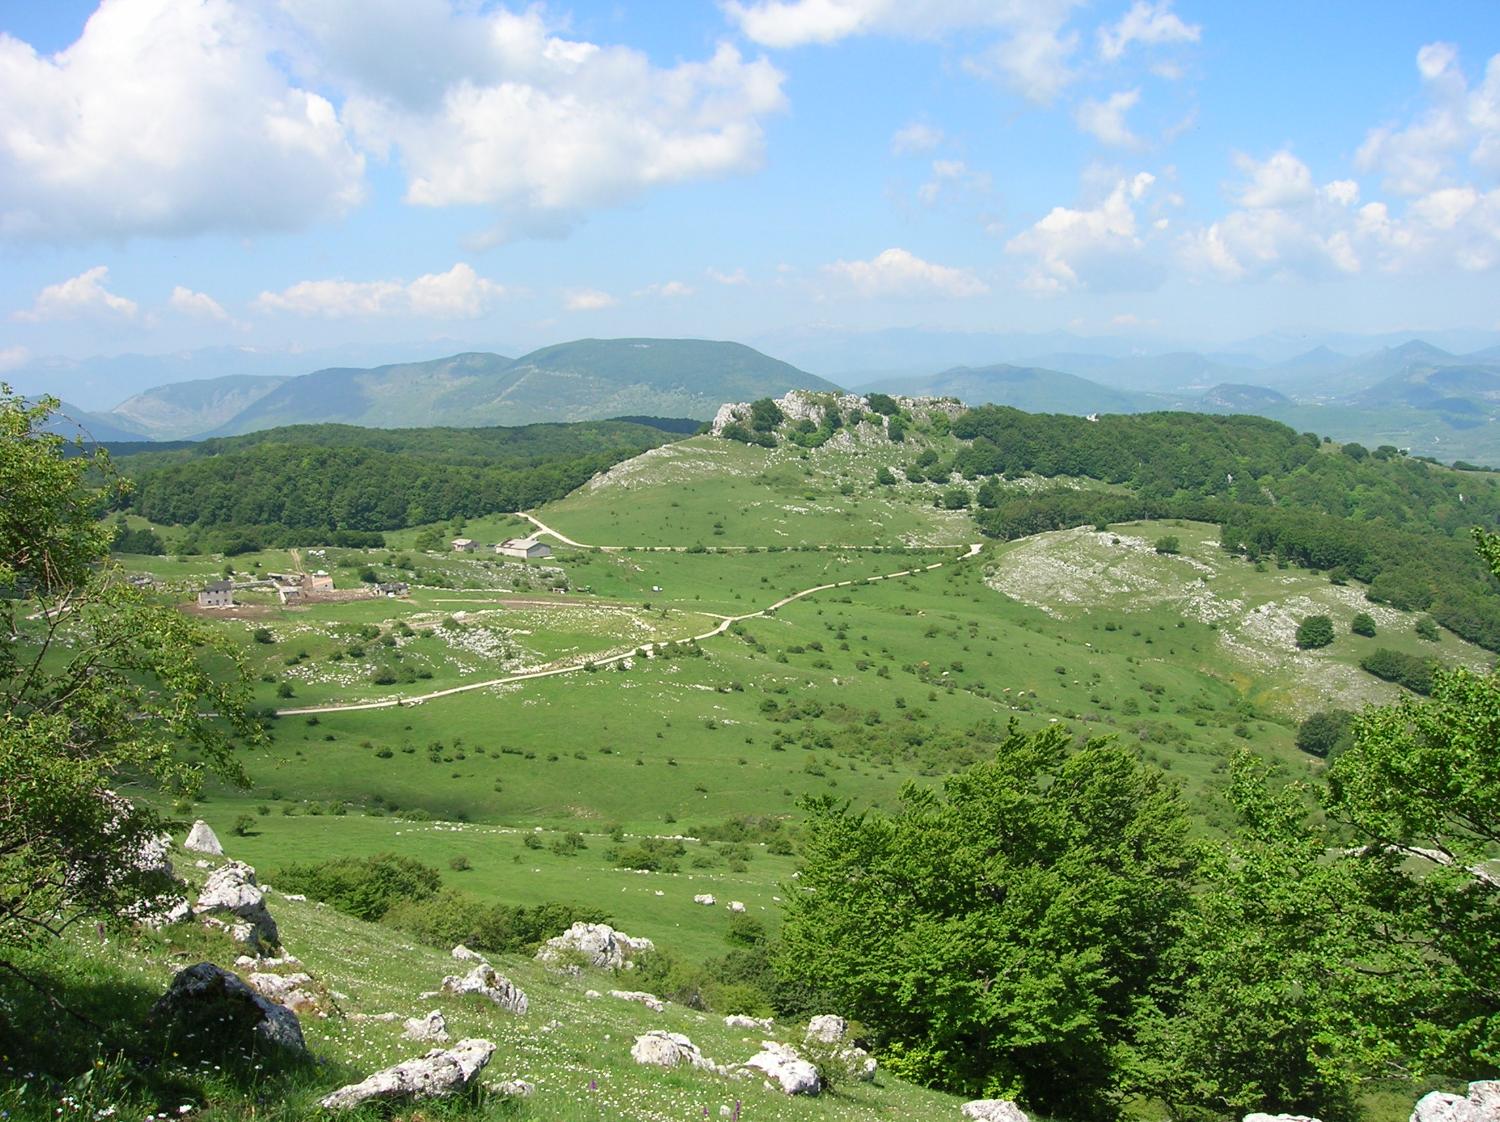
left=1075, top=89, right=1141, bottom=147
left=293, top=4, right=786, bottom=242
left=891, top=122, right=945, bottom=155
left=255, top=262, right=507, bottom=318
left=1097, top=0, right=1200, bottom=61
left=0, top=0, right=365, bottom=241
left=724, top=0, right=1084, bottom=104
left=822, top=247, right=988, bottom=297
left=1357, top=43, right=1500, bottom=196
left=169, top=286, right=230, bottom=321
left=14, top=266, right=138, bottom=322
left=1006, top=172, right=1162, bottom=292
left=638, top=280, right=696, bottom=298
left=564, top=289, right=619, bottom=312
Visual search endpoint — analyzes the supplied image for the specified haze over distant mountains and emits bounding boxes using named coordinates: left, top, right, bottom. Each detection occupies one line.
left=28, top=339, right=838, bottom=442
left=21, top=328, right=1500, bottom=467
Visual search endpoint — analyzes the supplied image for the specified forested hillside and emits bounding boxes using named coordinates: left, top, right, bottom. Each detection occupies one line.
left=945, top=406, right=1500, bottom=650
left=112, top=420, right=681, bottom=547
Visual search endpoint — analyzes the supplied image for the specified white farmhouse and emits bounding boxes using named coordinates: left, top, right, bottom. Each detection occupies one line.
left=494, top=537, right=552, bottom=560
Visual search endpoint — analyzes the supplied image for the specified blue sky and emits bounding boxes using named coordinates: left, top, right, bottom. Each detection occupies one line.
left=1, top=0, right=1498, bottom=371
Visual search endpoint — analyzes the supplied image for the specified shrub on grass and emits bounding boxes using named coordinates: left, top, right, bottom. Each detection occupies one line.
left=1295, top=615, right=1335, bottom=650
left=275, top=854, right=442, bottom=921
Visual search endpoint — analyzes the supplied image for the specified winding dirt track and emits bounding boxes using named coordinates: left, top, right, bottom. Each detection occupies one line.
left=275, top=541, right=983, bottom=716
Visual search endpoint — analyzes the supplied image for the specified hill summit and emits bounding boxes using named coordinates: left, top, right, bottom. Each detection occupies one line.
left=204, top=339, right=837, bottom=436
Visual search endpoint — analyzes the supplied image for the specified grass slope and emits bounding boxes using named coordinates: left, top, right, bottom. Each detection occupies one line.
left=3, top=848, right=966, bottom=1121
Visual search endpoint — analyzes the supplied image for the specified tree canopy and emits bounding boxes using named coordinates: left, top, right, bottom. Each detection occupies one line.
left=0, top=388, right=256, bottom=957
left=777, top=723, right=1196, bottom=1118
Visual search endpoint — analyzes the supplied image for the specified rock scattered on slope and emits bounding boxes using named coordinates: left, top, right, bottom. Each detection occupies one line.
left=403, top=1010, right=450, bottom=1043
left=725, top=1014, right=774, bottom=1030
left=610, top=989, right=665, bottom=1012
left=496, top=1079, right=535, bottom=1097
left=744, top=1041, right=820, bottom=1096
left=148, top=962, right=305, bottom=1054
left=693, top=894, right=717, bottom=906
left=451, top=944, right=485, bottom=962
left=1470, top=1083, right=1500, bottom=1118
left=318, top=1038, right=495, bottom=1111
left=1410, top=1084, right=1500, bottom=1122
left=247, top=972, right=319, bottom=1016
left=193, top=860, right=278, bottom=949
left=535, top=921, right=654, bottom=971
left=961, top=1102, right=1029, bottom=1122
left=727, top=901, right=746, bottom=913
left=184, top=819, right=223, bottom=855
left=802, top=1014, right=876, bottom=1080
left=1243, top=1114, right=1322, bottom=1122
left=631, top=1031, right=718, bottom=1070
left=441, top=964, right=529, bottom=1014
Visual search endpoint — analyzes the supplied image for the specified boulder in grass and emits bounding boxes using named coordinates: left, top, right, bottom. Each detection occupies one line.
left=497, top=1080, right=535, bottom=1097
left=693, top=894, right=716, bottom=906
left=631, top=1031, right=716, bottom=1070
left=1244, top=1115, right=1322, bottom=1122
left=1468, top=1082, right=1500, bottom=1120
left=743, top=1041, right=820, bottom=1096
left=403, top=1010, right=450, bottom=1043
left=148, top=962, right=305, bottom=1054
left=535, top=921, right=654, bottom=971
left=961, top=1101, right=1029, bottom=1122
left=725, top=1014, right=773, bottom=1031
left=440, top=964, right=528, bottom=1014
left=610, top=989, right=665, bottom=1012
left=451, top=944, right=485, bottom=963
left=318, top=1038, right=495, bottom=1111
left=802, top=1014, right=875, bottom=1081
left=1411, top=1093, right=1483, bottom=1122
left=247, top=972, right=319, bottom=1016
left=193, top=860, right=278, bottom=949
left=184, top=819, right=223, bottom=855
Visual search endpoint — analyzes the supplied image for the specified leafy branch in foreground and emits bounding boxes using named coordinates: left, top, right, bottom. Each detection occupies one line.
left=0, top=386, right=259, bottom=956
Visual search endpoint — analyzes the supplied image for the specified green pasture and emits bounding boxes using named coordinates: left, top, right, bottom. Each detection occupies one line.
left=535, top=434, right=977, bottom=548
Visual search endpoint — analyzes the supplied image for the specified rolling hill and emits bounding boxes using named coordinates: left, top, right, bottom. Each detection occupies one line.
left=38, top=399, right=148, bottom=442
left=205, top=339, right=836, bottom=436
left=109, top=373, right=288, bottom=440
left=855, top=363, right=1162, bottom=414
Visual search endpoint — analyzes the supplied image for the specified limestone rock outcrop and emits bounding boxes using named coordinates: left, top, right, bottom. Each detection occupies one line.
left=193, top=860, right=278, bottom=949
left=535, top=921, right=654, bottom=971
left=440, top=964, right=528, bottom=1014
left=610, top=989, right=665, bottom=1012
left=744, top=1041, right=820, bottom=1095
left=318, top=1038, right=495, bottom=1111
left=403, top=1010, right=450, bottom=1043
left=961, top=1102, right=1029, bottom=1122
left=148, top=962, right=305, bottom=1054
left=631, top=1030, right=717, bottom=1070
left=184, top=819, right=224, bottom=855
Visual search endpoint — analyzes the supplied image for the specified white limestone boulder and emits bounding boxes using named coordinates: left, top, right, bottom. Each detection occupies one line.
left=193, top=860, right=278, bottom=949
left=535, top=921, right=654, bottom=971
left=962, top=1101, right=1029, bottom=1122
left=440, top=965, right=528, bottom=1014
left=184, top=819, right=223, bottom=855
left=318, top=1039, right=495, bottom=1111
left=743, top=1041, right=820, bottom=1095
left=631, top=1030, right=716, bottom=1070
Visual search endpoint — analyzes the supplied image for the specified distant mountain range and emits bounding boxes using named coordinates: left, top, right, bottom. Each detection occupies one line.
left=22, top=330, right=1500, bottom=467
left=854, top=364, right=1161, bottom=415
left=31, top=338, right=837, bottom=441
